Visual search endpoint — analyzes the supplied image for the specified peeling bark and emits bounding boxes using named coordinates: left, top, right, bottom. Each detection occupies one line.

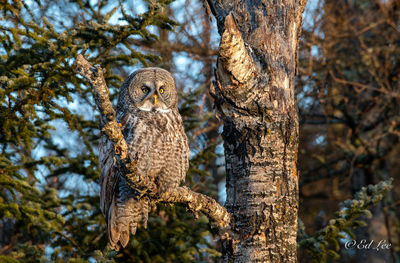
left=218, top=13, right=257, bottom=85
left=207, top=0, right=307, bottom=262
left=75, top=54, right=231, bottom=229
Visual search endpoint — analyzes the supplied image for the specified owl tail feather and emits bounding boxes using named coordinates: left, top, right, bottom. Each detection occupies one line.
left=107, top=196, right=149, bottom=251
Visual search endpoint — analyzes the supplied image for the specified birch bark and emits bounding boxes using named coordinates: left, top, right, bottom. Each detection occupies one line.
left=207, top=0, right=308, bottom=261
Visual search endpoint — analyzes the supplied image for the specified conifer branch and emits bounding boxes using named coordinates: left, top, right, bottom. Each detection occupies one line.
left=75, top=54, right=232, bottom=229
left=299, top=179, right=393, bottom=262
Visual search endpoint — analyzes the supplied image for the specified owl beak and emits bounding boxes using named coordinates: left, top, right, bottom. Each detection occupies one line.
left=153, top=94, right=157, bottom=105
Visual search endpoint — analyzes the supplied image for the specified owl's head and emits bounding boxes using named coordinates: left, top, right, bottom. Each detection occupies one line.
left=118, top=67, right=178, bottom=113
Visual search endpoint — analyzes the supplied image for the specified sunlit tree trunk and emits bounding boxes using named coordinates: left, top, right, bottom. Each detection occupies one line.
left=207, top=0, right=308, bottom=261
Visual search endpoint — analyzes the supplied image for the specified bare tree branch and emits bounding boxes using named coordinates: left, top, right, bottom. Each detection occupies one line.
left=128, top=38, right=217, bottom=58
left=161, top=186, right=231, bottom=228
left=75, top=54, right=129, bottom=161
left=75, top=54, right=231, bottom=229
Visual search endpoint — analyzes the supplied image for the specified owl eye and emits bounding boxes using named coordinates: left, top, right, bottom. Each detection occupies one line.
left=142, top=87, right=150, bottom=94
left=159, top=87, right=165, bottom=94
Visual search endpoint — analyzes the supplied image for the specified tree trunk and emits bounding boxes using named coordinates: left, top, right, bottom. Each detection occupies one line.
left=208, top=0, right=308, bottom=262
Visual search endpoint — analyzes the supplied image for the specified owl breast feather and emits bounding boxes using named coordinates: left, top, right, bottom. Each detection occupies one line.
left=120, top=109, right=189, bottom=192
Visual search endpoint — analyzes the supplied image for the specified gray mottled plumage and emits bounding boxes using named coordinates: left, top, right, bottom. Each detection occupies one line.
left=99, top=68, right=189, bottom=250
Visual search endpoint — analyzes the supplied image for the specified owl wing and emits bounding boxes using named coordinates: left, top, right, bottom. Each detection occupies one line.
left=99, top=132, right=124, bottom=249
left=99, top=133, right=116, bottom=223
left=178, top=115, right=190, bottom=183
left=99, top=115, right=150, bottom=251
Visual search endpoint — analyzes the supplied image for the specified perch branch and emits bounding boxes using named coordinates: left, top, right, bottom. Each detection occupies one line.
left=75, top=54, right=129, bottom=161
left=161, top=186, right=231, bottom=228
left=75, top=54, right=232, bottom=229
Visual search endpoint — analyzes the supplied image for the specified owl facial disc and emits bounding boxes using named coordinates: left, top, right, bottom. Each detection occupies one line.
left=121, top=68, right=177, bottom=113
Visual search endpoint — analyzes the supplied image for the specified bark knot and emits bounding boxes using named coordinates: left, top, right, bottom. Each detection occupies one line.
left=217, top=13, right=257, bottom=87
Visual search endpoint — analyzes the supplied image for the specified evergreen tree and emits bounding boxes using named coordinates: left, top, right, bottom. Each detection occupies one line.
left=0, top=1, right=220, bottom=261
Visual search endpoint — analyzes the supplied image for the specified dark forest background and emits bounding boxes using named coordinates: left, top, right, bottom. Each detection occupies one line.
left=0, top=0, right=399, bottom=262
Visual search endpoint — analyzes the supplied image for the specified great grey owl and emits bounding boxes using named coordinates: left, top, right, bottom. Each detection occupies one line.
left=99, top=68, right=189, bottom=250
